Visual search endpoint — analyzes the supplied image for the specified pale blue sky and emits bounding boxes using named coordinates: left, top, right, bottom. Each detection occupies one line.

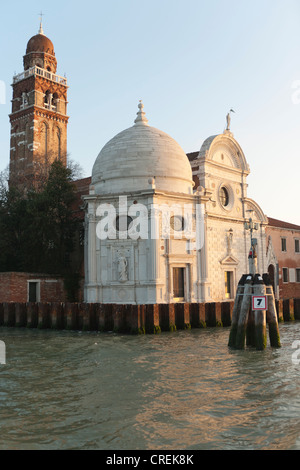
left=1, top=0, right=300, bottom=224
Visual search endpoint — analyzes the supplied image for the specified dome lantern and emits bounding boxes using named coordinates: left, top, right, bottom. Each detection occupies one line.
left=23, top=22, right=57, bottom=73
left=134, top=100, right=149, bottom=126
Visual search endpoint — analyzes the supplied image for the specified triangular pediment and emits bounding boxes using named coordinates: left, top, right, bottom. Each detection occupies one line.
left=220, top=255, right=239, bottom=266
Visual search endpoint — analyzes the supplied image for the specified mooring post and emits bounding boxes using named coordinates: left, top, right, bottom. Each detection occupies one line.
left=235, top=275, right=253, bottom=349
left=246, top=307, right=256, bottom=347
left=253, top=275, right=267, bottom=350
left=263, top=274, right=281, bottom=348
left=247, top=244, right=258, bottom=347
left=228, top=274, right=247, bottom=347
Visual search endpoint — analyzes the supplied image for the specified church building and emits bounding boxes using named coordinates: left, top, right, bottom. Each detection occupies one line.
left=83, top=104, right=268, bottom=304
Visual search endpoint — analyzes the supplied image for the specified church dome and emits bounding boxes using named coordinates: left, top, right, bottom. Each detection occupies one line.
left=91, top=102, right=194, bottom=195
left=26, top=31, right=55, bottom=56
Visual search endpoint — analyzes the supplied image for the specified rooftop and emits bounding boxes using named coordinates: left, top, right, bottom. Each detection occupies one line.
left=267, top=217, right=300, bottom=231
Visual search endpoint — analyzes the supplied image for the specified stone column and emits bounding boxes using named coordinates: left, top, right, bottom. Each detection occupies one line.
left=197, top=206, right=210, bottom=302
left=88, top=213, right=97, bottom=285
left=149, top=207, right=159, bottom=281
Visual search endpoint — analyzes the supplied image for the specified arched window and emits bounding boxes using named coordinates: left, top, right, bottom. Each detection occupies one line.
left=44, top=90, right=52, bottom=109
left=53, top=92, right=59, bottom=112
left=21, top=90, right=29, bottom=109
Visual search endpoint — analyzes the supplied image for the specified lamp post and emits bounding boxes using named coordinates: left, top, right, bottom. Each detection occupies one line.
left=245, top=212, right=259, bottom=275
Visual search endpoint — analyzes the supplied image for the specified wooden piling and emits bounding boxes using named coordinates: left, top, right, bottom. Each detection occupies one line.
left=95, top=304, right=105, bottom=331
left=174, top=303, right=191, bottom=329
left=15, top=303, right=26, bottom=327
left=205, top=303, right=213, bottom=327
left=283, top=299, right=294, bottom=322
left=112, top=304, right=128, bottom=333
left=49, top=302, right=64, bottom=330
left=128, top=305, right=146, bottom=334
left=235, top=275, right=253, bottom=349
left=294, top=299, right=300, bottom=321
left=190, top=303, right=206, bottom=328
left=215, top=302, right=222, bottom=327
left=252, top=275, right=267, bottom=350
left=26, top=302, right=38, bottom=328
left=38, top=303, right=51, bottom=329
left=168, top=304, right=176, bottom=332
left=105, top=304, right=114, bottom=331
left=158, top=304, right=176, bottom=331
left=3, top=302, right=16, bottom=327
left=0, top=303, right=4, bottom=326
left=228, top=275, right=247, bottom=348
left=145, top=304, right=161, bottom=334
left=64, top=302, right=78, bottom=330
left=276, top=299, right=284, bottom=323
left=246, top=308, right=256, bottom=347
left=183, top=303, right=191, bottom=329
left=174, top=303, right=184, bottom=329
left=263, top=274, right=281, bottom=348
left=158, top=304, right=169, bottom=331
left=221, top=301, right=233, bottom=327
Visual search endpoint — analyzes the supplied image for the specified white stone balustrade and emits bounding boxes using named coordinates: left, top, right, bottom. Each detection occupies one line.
left=13, top=65, right=67, bottom=86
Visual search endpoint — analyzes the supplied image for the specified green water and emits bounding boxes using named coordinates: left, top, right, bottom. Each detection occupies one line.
left=0, top=323, right=299, bottom=450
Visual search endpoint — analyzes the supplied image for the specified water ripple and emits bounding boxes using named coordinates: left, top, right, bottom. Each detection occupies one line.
left=0, top=324, right=299, bottom=449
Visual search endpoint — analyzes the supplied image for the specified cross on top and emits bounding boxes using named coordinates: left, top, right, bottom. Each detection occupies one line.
left=38, top=11, right=45, bottom=34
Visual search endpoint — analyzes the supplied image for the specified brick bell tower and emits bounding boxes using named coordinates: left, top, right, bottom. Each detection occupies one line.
left=9, top=20, right=69, bottom=190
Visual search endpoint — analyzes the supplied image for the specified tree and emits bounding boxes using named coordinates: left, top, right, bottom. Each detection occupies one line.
left=0, top=160, right=83, bottom=299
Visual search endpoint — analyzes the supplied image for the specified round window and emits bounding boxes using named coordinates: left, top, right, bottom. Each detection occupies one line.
left=115, top=215, right=133, bottom=232
left=219, top=187, right=229, bottom=208
left=170, top=216, right=185, bottom=231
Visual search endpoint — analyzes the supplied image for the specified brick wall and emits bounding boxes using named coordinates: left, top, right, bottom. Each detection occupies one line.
left=266, top=220, right=300, bottom=299
left=0, top=272, right=67, bottom=303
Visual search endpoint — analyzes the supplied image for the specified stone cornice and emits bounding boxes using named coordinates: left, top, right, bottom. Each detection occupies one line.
left=9, top=105, right=69, bottom=123
left=193, top=158, right=250, bottom=177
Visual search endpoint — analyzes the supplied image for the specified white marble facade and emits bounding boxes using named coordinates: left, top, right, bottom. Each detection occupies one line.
left=83, top=103, right=268, bottom=304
